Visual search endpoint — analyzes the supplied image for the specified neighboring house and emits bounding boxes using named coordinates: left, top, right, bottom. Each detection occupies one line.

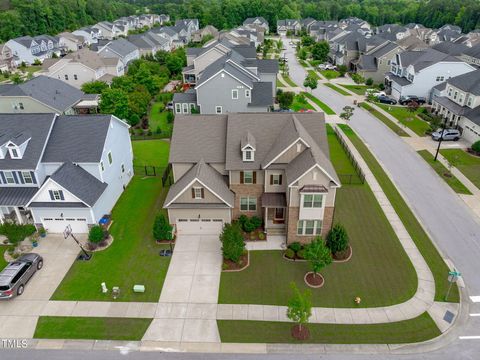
left=277, top=20, right=301, bottom=35
left=127, top=33, right=170, bottom=56
left=354, top=41, right=403, bottom=82
left=0, top=44, right=15, bottom=71
left=432, top=42, right=469, bottom=56
left=0, top=113, right=133, bottom=233
left=385, top=48, right=476, bottom=100
left=431, top=70, right=480, bottom=144
left=180, top=40, right=278, bottom=114
left=5, top=35, right=61, bottom=65
left=192, top=25, right=219, bottom=43
left=164, top=113, right=340, bottom=243
left=459, top=44, right=480, bottom=66
left=434, top=24, right=463, bottom=44
left=175, top=19, right=200, bottom=34
left=172, top=89, right=198, bottom=115
left=339, top=17, right=371, bottom=30
left=151, top=27, right=179, bottom=49
left=58, top=32, right=85, bottom=53
left=40, top=48, right=124, bottom=88
left=309, top=21, right=341, bottom=41
left=300, top=18, right=317, bottom=32
left=72, top=27, right=101, bottom=45
left=159, top=14, right=170, bottom=25
left=395, top=34, right=429, bottom=51
left=375, top=24, right=409, bottom=41
left=243, top=17, right=269, bottom=34
left=0, top=76, right=99, bottom=114
left=94, top=22, right=122, bottom=40
left=97, top=38, right=140, bottom=66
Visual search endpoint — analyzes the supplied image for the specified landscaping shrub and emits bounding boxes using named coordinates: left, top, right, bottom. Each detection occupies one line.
left=258, top=232, right=265, bottom=240
left=365, top=78, right=374, bottom=86
left=238, top=214, right=248, bottom=228
left=337, top=65, right=347, bottom=77
left=472, top=140, right=480, bottom=153
left=326, top=223, right=349, bottom=254
left=351, top=73, right=365, bottom=84
left=250, top=216, right=262, bottom=229
left=284, top=248, right=295, bottom=259
left=88, top=225, right=104, bottom=244
left=378, top=83, right=385, bottom=90
left=0, top=223, right=36, bottom=245
left=220, top=223, right=245, bottom=263
left=288, top=242, right=302, bottom=253
left=152, top=213, right=173, bottom=241
left=166, top=111, right=174, bottom=123
left=297, top=249, right=305, bottom=259
left=242, top=219, right=256, bottom=233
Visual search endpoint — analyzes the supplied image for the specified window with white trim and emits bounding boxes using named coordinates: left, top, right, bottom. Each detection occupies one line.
left=19, top=102, right=24, bottom=110
left=435, top=76, right=444, bottom=82
left=193, top=187, right=203, bottom=199
left=245, top=89, right=251, bottom=98
left=74, top=74, right=78, bottom=80
left=108, top=151, right=113, bottom=165
left=297, top=220, right=322, bottom=236
left=242, top=149, right=254, bottom=162
left=100, top=161, right=104, bottom=172
left=52, top=190, right=63, bottom=200
left=215, top=106, right=222, bottom=114
left=302, top=194, right=323, bottom=208
left=467, top=96, right=473, bottom=107
left=232, top=89, right=238, bottom=99
left=448, top=87, right=452, bottom=97
left=21, top=171, right=33, bottom=184
left=243, top=171, right=253, bottom=184
left=272, top=174, right=281, bottom=185
left=65, top=74, right=68, bottom=80
left=121, top=163, right=125, bottom=173
left=182, top=103, right=188, bottom=113
left=9, top=147, right=20, bottom=159
left=4, top=171, right=14, bottom=184
left=454, top=91, right=458, bottom=100
left=175, top=103, right=181, bottom=113
left=240, top=196, right=256, bottom=211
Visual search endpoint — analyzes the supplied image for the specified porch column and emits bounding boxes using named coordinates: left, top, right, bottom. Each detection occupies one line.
left=264, top=207, right=268, bottom=230
left=0, top=209, right=4, bottom=224
left=14, top=207, right=23, bottom=224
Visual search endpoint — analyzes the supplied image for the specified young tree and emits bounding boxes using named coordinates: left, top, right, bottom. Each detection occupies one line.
left=337, top=64, right=348, bottom=77
left=277, top=90, right=295, bottom=109
left=220, top=223, right=245, bottom=263
left=153, top=213, right=173, bottom=241
left=301, top=35, right=315, bottom=47
left=298, top=47, right=307, bottom=61
left=304, top=237, right=332, bottom=278
left=81, top=80, right=109, bottom=94
left=286, top=282, right=312, bottom=339
left=303, top=74, right=318, bottom=92
left=351, top=73, right=365, bottom=84
left=88, top=225, right=104, bottom=243
left=326, top=223, right=349, bottom=254
left=340, top=106, right=355, bottom=122
left=310, top=41, right=330, bottom=62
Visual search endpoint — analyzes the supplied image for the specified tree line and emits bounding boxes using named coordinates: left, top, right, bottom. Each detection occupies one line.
left=0, top=0, right=137, bottom=42
left=127, top=0, right=480, bottom=33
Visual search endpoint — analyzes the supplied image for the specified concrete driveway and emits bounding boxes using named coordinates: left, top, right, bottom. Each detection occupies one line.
left=143, top=234, right=222, bottom=343
left=0, top=234, right=80, bottom=338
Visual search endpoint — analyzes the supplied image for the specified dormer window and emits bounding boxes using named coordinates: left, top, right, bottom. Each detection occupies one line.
left=10, top=147, right=19, bottom=159
left=243, top=148, right=254, bottom=162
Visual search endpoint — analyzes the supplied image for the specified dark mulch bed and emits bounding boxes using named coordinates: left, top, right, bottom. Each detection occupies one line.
left=243, top=228, right=266, bottom=241
left=156, top=236, right=176, bottom=245
left=223, top=253, right=249, bottom=271
left=291, top=324, right=310, bottom=340
left=332, top=245, right=352, bottom=261
left=305, top=272, right=324, bottom=287
left=467, top=149, right=480, bottom=157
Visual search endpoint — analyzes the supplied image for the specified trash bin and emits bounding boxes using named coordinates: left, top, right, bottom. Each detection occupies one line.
left=353, top=99, right=357, bottom=105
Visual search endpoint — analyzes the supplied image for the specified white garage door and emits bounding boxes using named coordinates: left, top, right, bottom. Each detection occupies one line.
left=176, top=219, right=223, bottom=235
left=41, top=217, right=89, bottom=234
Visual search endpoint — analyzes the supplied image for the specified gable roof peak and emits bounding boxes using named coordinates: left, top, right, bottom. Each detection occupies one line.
left=241, top=131, right=256, bottom=150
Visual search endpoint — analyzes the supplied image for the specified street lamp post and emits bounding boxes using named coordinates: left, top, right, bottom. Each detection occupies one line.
left=434, top=115, right=449, bottom=161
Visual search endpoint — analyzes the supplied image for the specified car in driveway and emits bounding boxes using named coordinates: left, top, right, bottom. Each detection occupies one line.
left=318, top=63, right=336, bottom=70
left=399, top=95, right=426, bottom=105
left=166, top=102, right=174, bottom=111
left=431, top=129, right=461, bottom=141
left=377, top=95, right=397, bottom=104
left=0, top=253, right=43, bottom=299
left=365, top=88, right=386, bottom=98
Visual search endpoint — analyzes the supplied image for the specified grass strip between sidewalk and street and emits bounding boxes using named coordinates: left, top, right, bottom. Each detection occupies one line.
left=440, top=149, right=480, bottom=190
left=376, top=104, right=430, bottom=137
left=303, top=92, right=336, bottom=115
left=217, top=312, right=440, bottom=344
left=417, top=150, right=472, bottom=195
left=338, top=124, right=459, bottom=303
left=276, top=76, right=288, bottom=87
left=359, top=102, right=410, bottom=137
left=339, top=84, right=368, bottom=95
left=34, top=317, right=152, bottom=341
left=324, top=83, right=352, bottom=96
left=283, top=74, right=297, bottom=87
left=307, top=69, right=320, bottom=80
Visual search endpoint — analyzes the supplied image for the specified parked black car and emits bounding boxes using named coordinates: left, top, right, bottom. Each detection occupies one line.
left=0, top=253, right=43, bottom=299
left=399, top=95, right=426, bottom=105
left=377, top=95, right=397, bottom=105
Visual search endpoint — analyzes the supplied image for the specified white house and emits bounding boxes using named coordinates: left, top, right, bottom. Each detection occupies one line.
left=58, top=32, right=85, bottom=52
left=5, top=35, right=61, bottom=65
left=72, top=27, right=101, bottom=45
left=97, top=38, right=140, bottom=67
left=0, top=113, right=133, bottom=233
left=385, top=48, right=476, bottom=100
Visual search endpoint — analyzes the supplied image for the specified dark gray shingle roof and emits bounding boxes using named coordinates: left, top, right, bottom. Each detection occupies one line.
left=42, top=115, right=111, bottom=163
left=0, top=187, right=38, bottom=206
left=248, top=82, right=273, bottom=107
left=448, top=69, right=480, bottom=95
left=50, top=162, right=107, bottom=206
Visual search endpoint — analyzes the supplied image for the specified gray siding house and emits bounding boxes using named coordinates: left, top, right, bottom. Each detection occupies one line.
left=0, top=114, right=133, bottom=233
left=165, top=113, right=340, bottom=243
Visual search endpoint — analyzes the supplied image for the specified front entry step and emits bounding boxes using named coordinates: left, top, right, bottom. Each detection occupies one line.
left=267, top=228, right=286, bottom=236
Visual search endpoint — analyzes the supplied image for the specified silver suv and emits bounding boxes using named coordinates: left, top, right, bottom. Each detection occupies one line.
left=431, top=129, right=461, bottom=141
left=0, top=253, right=43, bottom=299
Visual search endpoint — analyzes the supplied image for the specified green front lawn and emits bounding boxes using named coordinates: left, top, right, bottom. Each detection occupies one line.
left=290, top=93, right=314, bottom=112
left=52, top=142, right=171, bottom=302
left=276, top=77, right=287, bottom=87
left=218, top=312, right=440, bottom=344
left=440, top=149, right=480, bottom=190
left=148, top=102, right=172, bottom=136
left=324, top=83, right=351, bottom=96
left=0, top=246, right=7, bottom=270
left=219, top=126, right=417, bottom=308
left=376, top=104, right=430, bottom=136
left=307, top=69, right=320, bottom=80
left=360, top=103, right=410, bottom=137
left=320, top=69, right=340, bottom=79
left=303, top=92, right=335, bottom=115
left=34, top=317, right=152, bottom=341
left=339, top=124, right=459, bottom=302
left=19, top=65, right=42, bottom=75
left=418, top=150, right=471, bottom=195
left=326, top=124, right=361, bottom=182
left=339, top=84, right=368, bottom=95
left=132, top=139, right=170, bottom=167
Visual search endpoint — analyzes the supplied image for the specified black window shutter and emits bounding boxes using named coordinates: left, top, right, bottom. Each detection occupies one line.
left=191, top=188, right=195, bottom=198
left=49, top=190, right=54, bottom=200
left=240, top=171, right=244, bottom=184
left=0, top=171, right=5, bottom=184
left=18, top=172, right=24, bottom=184
left=12, top=172, right=18, bottom=184
left=201, top=188, right=205, bottom=199
left=31, top=171, right=37, bottom=184
left=279, top=175, right=283, bottom=185
left=253, top=171, right=256, bottom=184
left=59, top=190, right=65, bottom=200
left=270, top=174, right=273, bottom=185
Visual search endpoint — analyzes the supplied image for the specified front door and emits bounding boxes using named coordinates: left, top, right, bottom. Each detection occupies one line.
left=274, top=208, right=284, bottom=220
